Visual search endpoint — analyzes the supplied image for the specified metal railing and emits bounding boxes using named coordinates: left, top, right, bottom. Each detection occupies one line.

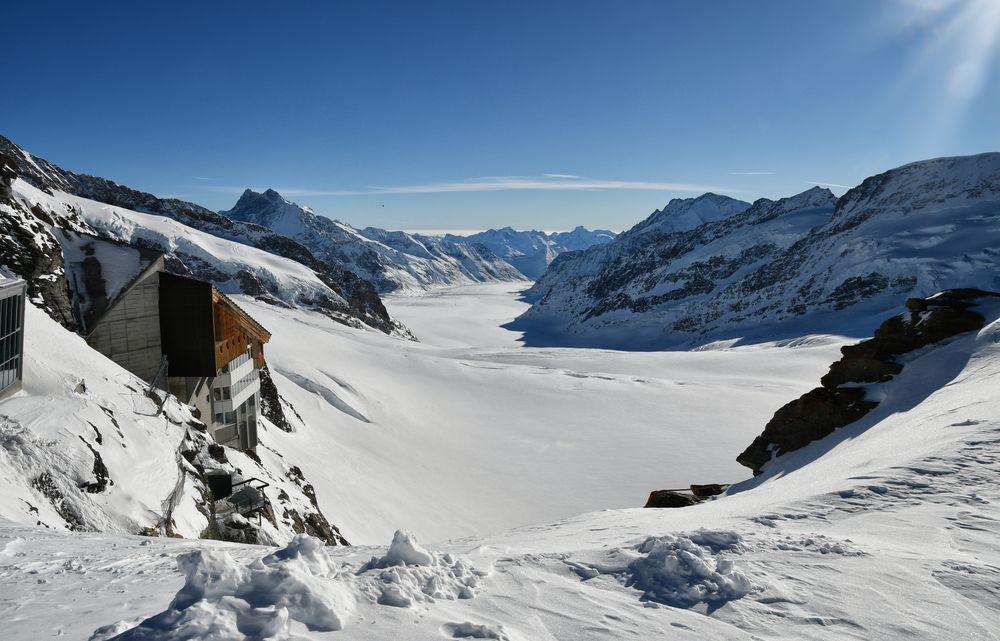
left=216, top=477, right=270, bottom=517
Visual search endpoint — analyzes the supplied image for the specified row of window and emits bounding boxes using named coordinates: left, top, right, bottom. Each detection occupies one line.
left=0, top=359, right=19, bottom=394
left=219, top=349, right=251, bottom=374
left=231, top=367, right=258, bottom=399
left=210, top=366, right=258, bottom=403
left=214, top=394, right=257, bottom=430
left=0, top=293, right=22, bottom=340
left=0, top=333, right=22, bottom=372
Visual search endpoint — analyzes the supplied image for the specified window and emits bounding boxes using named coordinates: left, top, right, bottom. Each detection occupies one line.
left=0, top=288, right=24, bottom=398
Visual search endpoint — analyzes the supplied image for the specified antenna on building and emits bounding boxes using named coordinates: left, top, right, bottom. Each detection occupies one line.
left=148, top=355, right=169, bottom=414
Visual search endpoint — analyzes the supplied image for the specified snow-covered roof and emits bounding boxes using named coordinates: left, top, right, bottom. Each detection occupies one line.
left=0, top=274, right=26, bottom=296
left=55, top=229, right=165, bottom=335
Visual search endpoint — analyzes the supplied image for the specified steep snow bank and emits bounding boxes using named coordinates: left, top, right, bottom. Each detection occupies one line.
left=0, top=302, right=202, bottom=535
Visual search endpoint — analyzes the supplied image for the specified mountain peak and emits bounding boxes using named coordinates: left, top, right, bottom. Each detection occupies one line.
left=222, top=188, right=312, bottom=236
left=635, top=192, right=750, bottom=238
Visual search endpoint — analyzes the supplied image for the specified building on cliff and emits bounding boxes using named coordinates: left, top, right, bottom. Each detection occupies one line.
left=57, top=230, right=270, bottom=451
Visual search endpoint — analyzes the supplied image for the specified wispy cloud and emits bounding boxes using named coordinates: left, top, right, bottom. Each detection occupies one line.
left=542, top=173, right=582, bottom=179
left=195, top=175, right=737, bottom=197
left=806, top=180, right=851, bottom=189
left=192, top=176, right=214, bottom=181
left=728, top=171, right=775, bottom=176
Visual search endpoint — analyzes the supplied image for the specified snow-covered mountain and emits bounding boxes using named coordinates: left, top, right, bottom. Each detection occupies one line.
left=0, top=135, right=404, bottom=336
left=518, top=153, right=1000, bottom=348
left=442, top=226, right=616, bottom=279
left=223, top=188, right=526, bottom=292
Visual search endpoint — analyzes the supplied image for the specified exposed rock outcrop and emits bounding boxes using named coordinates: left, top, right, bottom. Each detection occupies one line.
left=737, top=289, right=999, bottom=474
left=0, top=152, right=81, bottom=329
left=643, top=490, right=699, bottom=508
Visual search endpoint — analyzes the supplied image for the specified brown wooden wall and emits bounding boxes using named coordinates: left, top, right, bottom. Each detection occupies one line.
left=211, top=295, right=269, bottom=370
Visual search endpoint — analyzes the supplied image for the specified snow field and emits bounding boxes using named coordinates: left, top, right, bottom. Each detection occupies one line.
left=250, top=283, right=847, bottom=543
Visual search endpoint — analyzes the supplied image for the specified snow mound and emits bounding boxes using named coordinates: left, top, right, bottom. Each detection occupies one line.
left=111, top=534, right=355, bottom=640
left=358, top=529, right=487, bottom=607
left=627, top=530, right=752, bottom=608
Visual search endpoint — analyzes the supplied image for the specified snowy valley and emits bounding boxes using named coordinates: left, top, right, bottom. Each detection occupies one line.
left=1, top=137, right=999, bottom=641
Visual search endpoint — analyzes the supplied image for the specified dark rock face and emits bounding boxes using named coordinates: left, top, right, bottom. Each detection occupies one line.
left=258, top=364, right=300, bottom=433
left=644, top=490, right=699, bottom=508
left=690, top=483, right=727, bottom=498
left=0, top=152, right=78, bottom=329
left=737, top=289, right=999, bottom=474
left=285, top=465, right=349, bottom=545
left=737, top=387, right=878, bottom=473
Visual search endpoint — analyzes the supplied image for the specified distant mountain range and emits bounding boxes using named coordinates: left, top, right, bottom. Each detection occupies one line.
left=0, top=134, right=612, bottom=340
left=223, top=188, right=525, bottom=292
left=516, top=153, right=1000, bottom=348
left=442, top=227, right=616, bottom=279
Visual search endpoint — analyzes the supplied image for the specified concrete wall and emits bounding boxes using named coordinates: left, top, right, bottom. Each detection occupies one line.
left=88, top=272, right=163, bottom=383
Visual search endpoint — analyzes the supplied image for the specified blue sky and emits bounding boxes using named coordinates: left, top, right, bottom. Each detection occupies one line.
left=5, top=1, right=999, bottom=232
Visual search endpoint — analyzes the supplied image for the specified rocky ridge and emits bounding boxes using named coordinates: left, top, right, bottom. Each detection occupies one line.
left=519, top=154, right=1000, bottom=347
left=737, top=289, right=999, bottom=473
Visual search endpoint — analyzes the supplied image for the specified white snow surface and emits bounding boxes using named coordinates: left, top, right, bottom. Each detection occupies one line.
left=251, top=283, right=847, bottom=544
left=1, top=293, right=998, bottom=640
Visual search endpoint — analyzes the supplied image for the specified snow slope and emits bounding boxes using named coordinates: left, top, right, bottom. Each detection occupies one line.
left=239, top=283, right=846, bottom=544
left=3, top=292, right=998, bottom=640
left=519, top=153, right=1000, bottom=348
left=224, top=189, right=526, bottom=292
left=442, top=226, right=617, bottom=279
left=0, top=302, right=202, bottom=536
